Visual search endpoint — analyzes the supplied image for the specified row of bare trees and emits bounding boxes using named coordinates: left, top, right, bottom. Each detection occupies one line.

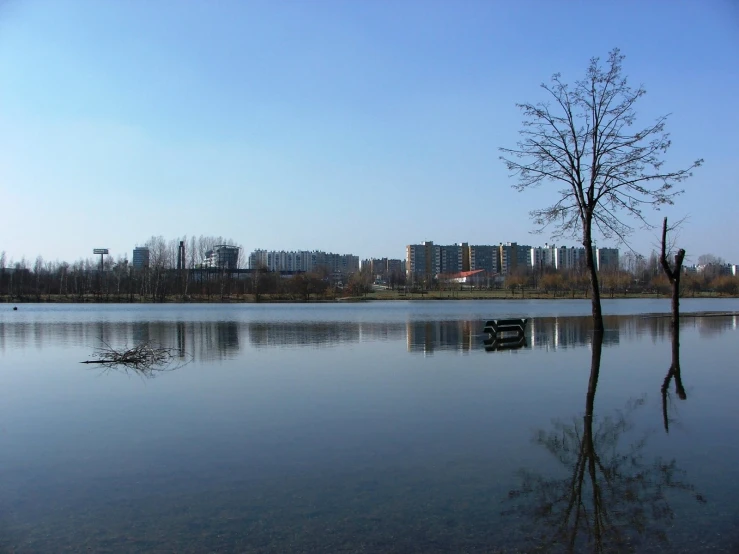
left=0, top=235, right=381, bottom=302
left=0, top=235, right=245, bottom=302
left=0, top=259, right=327, bottom=303
left=427, top=260, right=736, bottom=298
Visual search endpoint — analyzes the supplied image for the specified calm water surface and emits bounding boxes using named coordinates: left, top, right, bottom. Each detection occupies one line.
left=1, top=300, right=739, bottom=553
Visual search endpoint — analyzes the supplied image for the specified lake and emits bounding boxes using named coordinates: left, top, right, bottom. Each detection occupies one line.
left=2, top=299, right=739, bottom=553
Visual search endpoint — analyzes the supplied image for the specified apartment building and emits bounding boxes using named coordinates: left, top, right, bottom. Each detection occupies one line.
left=595, top=248, right=619, bottom=272
left=204, top=245, right=241, bottom=269
left=407, top=241, right=473, bottom=279
left=132, top=247, right=150, bottom=270
left=363, top=258, right=405, bottom=278
left=248, top=249, right=359, bottom=275
left=530, top=243, right=558, bottom=271
left=498, top=242, right=532, bottom=275
left=406, top=241, right=435, bottom=279
left=407, top=239, right=617, bottom=278
left=529, top=244, right=588, bottom=272
left=529, top=244, right=617, bottom=272
left=557, top=246, right=587, bottom=271
left=439, top=243, right=469, bottom=274
left=468, top=245, right=499, bottom=274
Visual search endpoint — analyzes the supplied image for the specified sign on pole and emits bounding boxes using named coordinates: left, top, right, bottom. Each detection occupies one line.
left=93, top=249, right=109, bottom=272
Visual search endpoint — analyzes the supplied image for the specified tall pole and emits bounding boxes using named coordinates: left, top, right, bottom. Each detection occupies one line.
left=93, top=249, right=109, bottom=298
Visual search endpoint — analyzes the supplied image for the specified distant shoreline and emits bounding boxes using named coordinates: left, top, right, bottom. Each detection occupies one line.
left=2, top=291, right=738, bottom=304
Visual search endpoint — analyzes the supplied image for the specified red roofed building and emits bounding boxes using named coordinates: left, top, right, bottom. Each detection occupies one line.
left=439, top=269, right=489, bottom=284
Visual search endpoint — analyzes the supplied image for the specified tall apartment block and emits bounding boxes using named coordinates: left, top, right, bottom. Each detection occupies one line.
left=407, top=241, right=494, bottom=278
left=498, top=242, right=532, bottom=275
left=132, top=247, right=150, bottom=269
left=595, top=248, right=619, bottom=272
left=406, top=242, right=434, bottom=279
left=529, top=244, right=616, bottom=272
left=556, top=245, right=587, bottom=271
left=407, top=240, right=617, bottom=278
left=468, top=245, right=499, bottom=274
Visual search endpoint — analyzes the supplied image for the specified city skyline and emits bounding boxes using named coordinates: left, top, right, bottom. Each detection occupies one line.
left=6, top=236, right=739, bottom=272
left=1, top=2, right=737, bottom=263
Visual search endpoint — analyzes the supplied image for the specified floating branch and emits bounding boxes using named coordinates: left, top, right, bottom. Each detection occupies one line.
left=81, top=341, right=190, bottom=377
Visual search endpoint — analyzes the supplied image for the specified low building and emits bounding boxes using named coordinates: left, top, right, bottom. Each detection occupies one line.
left=442, top=269, right=486, bottom=285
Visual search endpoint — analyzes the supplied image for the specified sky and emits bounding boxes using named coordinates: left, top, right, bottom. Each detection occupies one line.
left=1, top=0, right=738, bottom=266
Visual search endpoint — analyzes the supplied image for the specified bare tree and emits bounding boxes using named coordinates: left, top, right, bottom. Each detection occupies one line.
left=33, top=255, right=44, bottom=300
left=500, top=49, right=702, bottom=331
left=0, top=251, right=5, bottom=297
left=697, top=253, right=721, bottom=266
left=145, top=235, right=169, bottom=301
left=659, top=217, right=685, bottom=328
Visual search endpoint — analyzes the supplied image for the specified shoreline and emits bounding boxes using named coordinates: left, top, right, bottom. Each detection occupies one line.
left=2, top=292, right=739, bottom=305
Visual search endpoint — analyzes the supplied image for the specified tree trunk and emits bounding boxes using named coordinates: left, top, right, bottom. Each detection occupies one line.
left=660, top=218, right=685, bottom=329
left=671, top=273, right=681, bottom=329
left=583, top=224, right=604, bottom=333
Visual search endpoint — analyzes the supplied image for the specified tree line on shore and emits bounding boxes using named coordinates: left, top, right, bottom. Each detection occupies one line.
left=496, top=251, right=737, bottom=298
left=1, top=244, right=736, bottom=302
left=0, top=233, right=377, bottom=302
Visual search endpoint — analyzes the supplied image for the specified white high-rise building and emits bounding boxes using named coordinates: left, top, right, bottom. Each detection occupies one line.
left=248, top=249, right=359, bottom=275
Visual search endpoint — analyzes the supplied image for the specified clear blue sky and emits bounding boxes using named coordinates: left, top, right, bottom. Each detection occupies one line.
left=1, top=0, right=738, bottom=265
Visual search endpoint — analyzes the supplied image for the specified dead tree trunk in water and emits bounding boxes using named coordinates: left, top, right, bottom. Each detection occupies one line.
left=659, top=217, right=685, bottom=329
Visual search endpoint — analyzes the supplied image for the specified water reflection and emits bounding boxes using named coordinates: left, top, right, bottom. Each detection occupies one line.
left=484, top=335, right=527, bottom=352
left=504, top=332, right=705, bottom=552
left=0, top=315, right=735, bottom=359
left=662, top=326, right=687, bottom=434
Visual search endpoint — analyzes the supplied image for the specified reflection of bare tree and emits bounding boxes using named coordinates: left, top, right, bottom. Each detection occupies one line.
left=504, top=332, right=705, bottom=553
left=661, top=327, right=686, bottom=434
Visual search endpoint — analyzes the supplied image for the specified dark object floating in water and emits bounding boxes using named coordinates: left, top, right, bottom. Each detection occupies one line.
left=13, top=306, right=17, bottom=310
left=483, top=318, right=527, bottom=335
left=483, top=318, right=527, bottom=352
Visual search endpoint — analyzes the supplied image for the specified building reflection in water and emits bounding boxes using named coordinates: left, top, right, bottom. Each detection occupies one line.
left=404, top=314, right=738, bottom=355
left=406, top=320, right=476, bottom=355
left=246, top=321, right=406, bottom=348
left=0, top=314, right=736, bottom=360
left=406, top=317, right=623, bottom=355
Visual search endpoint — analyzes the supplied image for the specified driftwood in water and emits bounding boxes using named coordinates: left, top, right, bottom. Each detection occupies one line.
left=81, top=342, right=186, bottom=376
